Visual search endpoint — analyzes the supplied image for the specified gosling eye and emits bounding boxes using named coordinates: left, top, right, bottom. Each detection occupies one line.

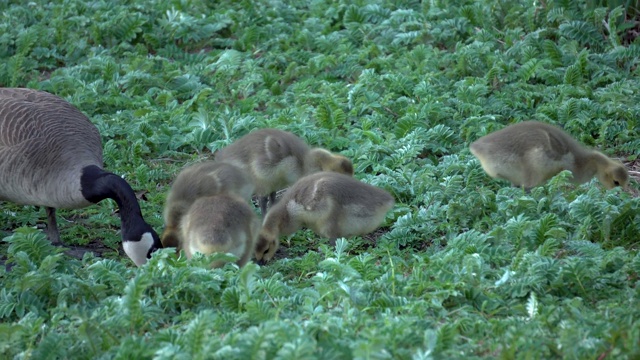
left=614, top=180, right=620, bottom=186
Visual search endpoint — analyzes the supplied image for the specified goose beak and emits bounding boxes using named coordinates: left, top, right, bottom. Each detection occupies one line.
left=146, top=244, right=161, bottom=259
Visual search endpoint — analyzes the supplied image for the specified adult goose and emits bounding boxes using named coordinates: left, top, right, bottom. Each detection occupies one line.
left=0, top=88, right=162, bottom=266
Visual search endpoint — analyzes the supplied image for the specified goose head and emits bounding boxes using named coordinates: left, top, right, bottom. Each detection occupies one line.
left=122, top=223, right=163, bottom=267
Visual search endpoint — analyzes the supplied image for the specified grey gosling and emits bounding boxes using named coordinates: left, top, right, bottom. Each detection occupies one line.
left=180, top=193, right=261, bottom=268
left=214, top=128, right=354, bottom=215
left=161, top=161, right=254, bottom=250
left=0, top=88, right=161, bottom=266
left=469, top=121, right=629, bottom=190
left=255, top=172, right=395, bottom=263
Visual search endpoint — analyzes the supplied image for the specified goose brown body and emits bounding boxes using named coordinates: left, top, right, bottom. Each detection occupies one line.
left=0, top=88, right=101, bottom=208
left=180, top=193, right=260, bottom=268
left=161, top=161, right=254, bottom=249
left=469, top=121, right=629, bottom=190
left=0, top=88, right=162, bottom=266
left=255, top=172, right=395, bottom=263
left=214, top=128, right=354, bottom=214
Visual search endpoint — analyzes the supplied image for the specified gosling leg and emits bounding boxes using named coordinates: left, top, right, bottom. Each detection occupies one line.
left=259, top=196, right=269, bottom=215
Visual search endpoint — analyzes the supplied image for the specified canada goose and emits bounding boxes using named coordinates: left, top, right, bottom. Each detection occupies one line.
left=0, top=88, right=161, bottom=266
left=161, top=161, right=254, bottom=250
left=214, top=128, right=354, bottom=215
left=180, top=193, right=260, bottom=268
left=469, top=121, right=629, bottom=190
left=255, top=172, right=395, bottom=263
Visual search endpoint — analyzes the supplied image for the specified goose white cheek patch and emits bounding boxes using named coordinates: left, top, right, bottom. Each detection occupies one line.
left=123, top=232, right=155, bottom=267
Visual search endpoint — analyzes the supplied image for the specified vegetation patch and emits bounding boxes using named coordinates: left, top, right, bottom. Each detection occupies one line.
left=1, top=0, right=639, bottom=358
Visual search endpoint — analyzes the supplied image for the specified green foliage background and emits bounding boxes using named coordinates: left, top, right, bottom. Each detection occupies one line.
left=1, top=0, right=640, bottom=358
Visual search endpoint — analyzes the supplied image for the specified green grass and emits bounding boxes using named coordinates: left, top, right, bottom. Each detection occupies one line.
left=1, top=0, right=640, bottom=358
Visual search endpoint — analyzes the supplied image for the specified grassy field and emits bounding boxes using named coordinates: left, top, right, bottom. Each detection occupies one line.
left=1, top=0, right=640, bottom=358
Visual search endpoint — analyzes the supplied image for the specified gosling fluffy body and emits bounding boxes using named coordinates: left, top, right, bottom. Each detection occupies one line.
left=469, top=121, right=629, bottom=190
left=161, top=161, right=255, bottom=249
left=180, top=193, right=260, bottom=268
left=255, top=172, right=395, bottom=263
left=0, top=88, right=161, bottom=266
left=214, top=128, right=354, bottom=214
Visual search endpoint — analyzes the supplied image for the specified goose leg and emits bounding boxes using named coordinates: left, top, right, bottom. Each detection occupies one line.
left=329, top=237, right=337, bottom=247
left=45, top=207, right=61, bottom=245
left=325, top=219, right=341, bottom=247
left=511, top=183, right=532, bottom=194
left=269, top=191, right=277, bottom=208
left=259, top=196, right=269, bottom=215
left=317, top=237, right=338, bottom=254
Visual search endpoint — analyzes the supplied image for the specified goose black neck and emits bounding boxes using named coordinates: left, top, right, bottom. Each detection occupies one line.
left=80, top=165, right=151, bottom=240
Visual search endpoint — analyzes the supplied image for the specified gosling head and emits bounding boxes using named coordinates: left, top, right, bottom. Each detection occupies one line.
left=254, top=232, right=278, bottom=265
left=596, top=162, right=629, bottom=190
left=123, top=224, right=163, bottom=267
left=160, top=225, right=181, bottom=248
left=307, top=148, right=354, bottom=176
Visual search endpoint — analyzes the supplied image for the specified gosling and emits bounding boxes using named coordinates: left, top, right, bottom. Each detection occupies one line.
left=162, top=161, right=254, bottom=249
left=255, top=172, right=395, bottom=263
left=469, top=121, right=629, bottom=190
left=214, top=128, right=354, bottom=215
left=181, top=194, right=260, bottom=268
